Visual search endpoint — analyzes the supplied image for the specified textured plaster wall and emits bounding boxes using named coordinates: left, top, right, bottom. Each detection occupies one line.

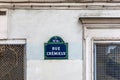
left=8, top=10, right=83, bottom=80
left=8, top=10, right=83, bottom=60
left=7, top=10, right=120, bottom=80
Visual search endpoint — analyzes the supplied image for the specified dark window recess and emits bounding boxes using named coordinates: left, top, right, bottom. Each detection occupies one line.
left=0, top=11, right=6, bottom=15
left=95, top=44, right=120, bottom=80
left=0, top=44, right=25, bottom=80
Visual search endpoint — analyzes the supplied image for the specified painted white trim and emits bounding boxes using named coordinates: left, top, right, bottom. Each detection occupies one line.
left=85, top=37, right=92, bottom=80
left=0, top=39, right=26, bottom=44
left=94, top=41, right=120, bottom=43
left=94, top=44, right=96, bottom=80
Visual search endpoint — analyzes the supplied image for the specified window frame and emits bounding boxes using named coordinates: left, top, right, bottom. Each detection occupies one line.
left=0, top=39, right=26, bottom=80
left=80, top=17, right=120, bottom=80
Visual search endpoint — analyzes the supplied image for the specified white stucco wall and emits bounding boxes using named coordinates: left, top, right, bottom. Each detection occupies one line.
left=6, top=10, right=120, bottom=80
left=8, top=10, right=83, bottom=60
left=0, top=15, right=7, bottom=38
left=7, top=10, right=83, bottom=80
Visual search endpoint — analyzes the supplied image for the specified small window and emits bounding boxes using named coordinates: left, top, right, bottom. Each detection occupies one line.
left=0, top=44, right=25, bottom=80
left=0, top=11, right=6, bottom=15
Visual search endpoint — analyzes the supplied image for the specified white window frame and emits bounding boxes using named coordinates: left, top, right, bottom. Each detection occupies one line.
left=80, top=17, right=120, bottom=80
left=84, top=38, right=120, bottom=80
left=0, top=39, right=26, bottom=44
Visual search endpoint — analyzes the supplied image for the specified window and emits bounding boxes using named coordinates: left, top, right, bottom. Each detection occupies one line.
left=80, top=17, right=120, bottom=80
left=94, top=43, right=120, bottom=80
left=0, top=40, right=26, bottom=80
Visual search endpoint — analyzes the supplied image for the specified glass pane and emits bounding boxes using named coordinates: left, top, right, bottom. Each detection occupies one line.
left=96, top=44, right=120, bottom=80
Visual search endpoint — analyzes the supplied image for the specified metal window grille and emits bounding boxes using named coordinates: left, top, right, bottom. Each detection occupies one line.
left=0, top=44, right=25, bottom=80
left=95, top=44, right=120, bottom=80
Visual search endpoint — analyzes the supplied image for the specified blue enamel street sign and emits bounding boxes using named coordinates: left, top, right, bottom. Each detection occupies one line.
left=44, top=36, right=68, bottom=59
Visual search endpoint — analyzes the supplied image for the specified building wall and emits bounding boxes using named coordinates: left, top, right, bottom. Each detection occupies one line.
left=5, top=10, right=120, bottom=80
left=7, top=10, right=83, bottom=80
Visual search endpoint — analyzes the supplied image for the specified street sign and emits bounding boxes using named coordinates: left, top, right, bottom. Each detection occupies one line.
left=44, top=36, right=68, bottom=59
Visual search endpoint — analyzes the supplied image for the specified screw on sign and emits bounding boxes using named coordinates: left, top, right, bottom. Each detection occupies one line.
left=0, top=46, right=18, bottom=80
